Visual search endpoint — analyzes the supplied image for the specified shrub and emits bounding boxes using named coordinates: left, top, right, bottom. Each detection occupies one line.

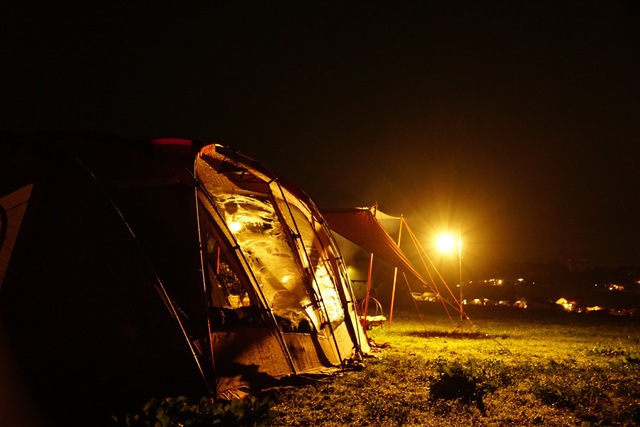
left=588, top=343, right=640, bottom=364
left=112, top=395, right=277, bottom=427
left=428, top=360, right=493, bottom=414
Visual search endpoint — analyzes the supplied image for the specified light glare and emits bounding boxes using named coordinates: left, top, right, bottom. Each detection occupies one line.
left=228, top=220, right=242, bottom=233
left=436, top=233, right=456, bottom=253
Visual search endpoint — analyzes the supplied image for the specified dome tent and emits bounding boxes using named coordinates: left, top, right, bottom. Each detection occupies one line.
left=0, top=132, right=368, bottom=426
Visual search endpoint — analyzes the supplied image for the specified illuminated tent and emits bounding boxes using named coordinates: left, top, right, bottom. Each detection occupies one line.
left=193, top=144, right=370, bottom=393
left=0, top=132, right=369, bottom=425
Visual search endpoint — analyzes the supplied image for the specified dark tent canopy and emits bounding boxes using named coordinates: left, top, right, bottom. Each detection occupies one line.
left=1, top=131, right=208, bottom=425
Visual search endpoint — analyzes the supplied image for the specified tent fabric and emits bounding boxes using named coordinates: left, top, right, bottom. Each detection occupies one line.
left=194, top=144, right=370, bottom=395
left=321, top=207, right=426, bottom=285
left=0, top=132, right=208, bottom=425
left=0, top=132, right=370, bottom=425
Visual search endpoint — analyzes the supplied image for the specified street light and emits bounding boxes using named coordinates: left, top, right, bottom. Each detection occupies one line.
left=436, top=226, right=464, bottom=331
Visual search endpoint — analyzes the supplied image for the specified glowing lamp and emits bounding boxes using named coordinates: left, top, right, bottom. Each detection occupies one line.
left=436, top=233, right=456, bottom=253
left=435, top=227, right=465, bottom=331
left=228, top=220, right=243, bottom=233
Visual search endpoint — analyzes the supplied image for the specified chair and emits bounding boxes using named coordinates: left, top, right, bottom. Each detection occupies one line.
left=358, top=297, right=387, bottom=329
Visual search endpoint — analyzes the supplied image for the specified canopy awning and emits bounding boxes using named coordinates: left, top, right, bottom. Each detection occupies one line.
left=321, top=207, right=425, bottom=285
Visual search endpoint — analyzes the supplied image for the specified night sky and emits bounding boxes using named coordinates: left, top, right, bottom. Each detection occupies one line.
left=2, top=2, right=639, bottom=271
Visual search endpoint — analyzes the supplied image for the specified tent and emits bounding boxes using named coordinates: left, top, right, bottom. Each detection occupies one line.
left=0, top=132, right=369, bottom=425
left=321, top=207, right=426, bottom=327
left=320, top=207, right=425, bottom=286
left=321, top=206, right=471, bottom=329
left=193, top=143, right=370, bottom=393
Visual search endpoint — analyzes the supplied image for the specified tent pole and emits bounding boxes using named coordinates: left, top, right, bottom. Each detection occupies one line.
left=458, top=224, right=464, bottom=332
left=388, top=216, right=404, bottom=329
left=195, top=198, right=218, bottom=397
left=389, top=267, right=398, bottom=329
left=321, top=216, right=368, bottom=355
left=363, top=252, right=374, bottom=329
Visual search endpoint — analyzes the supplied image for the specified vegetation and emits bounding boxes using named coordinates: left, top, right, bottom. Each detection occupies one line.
left=267, top=307, right=640, bottom=426
left=112, top=395, right=276, bottom=427
left=114, top=307, right=640, bottom=426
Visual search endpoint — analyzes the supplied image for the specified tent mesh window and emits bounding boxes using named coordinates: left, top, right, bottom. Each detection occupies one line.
left=200, top=193, right=318, bottom=333
left=276, top=198, right=345, bottom=329
left=199, top=203, right=266, bottom=330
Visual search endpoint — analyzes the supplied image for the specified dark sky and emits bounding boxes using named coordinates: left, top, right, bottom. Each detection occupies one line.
left=2, top=2, right=639, bottom=271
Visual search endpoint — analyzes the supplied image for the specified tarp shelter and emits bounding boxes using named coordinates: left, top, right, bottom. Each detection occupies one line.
left=321, top=207, right=427, bottom=327
left=321, top=207, right=469, bottom=329
left=0, top=132, right=369, bottom=426
left=320, top=207, right=425, bottom=286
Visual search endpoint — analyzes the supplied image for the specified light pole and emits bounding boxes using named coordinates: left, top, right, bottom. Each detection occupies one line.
left=436, top=226, right=464, bottom=331
left=457, top=225, right=464, bottom=332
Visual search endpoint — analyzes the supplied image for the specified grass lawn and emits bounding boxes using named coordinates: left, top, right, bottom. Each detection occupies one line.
left=267, top=306, right=640, bottom=426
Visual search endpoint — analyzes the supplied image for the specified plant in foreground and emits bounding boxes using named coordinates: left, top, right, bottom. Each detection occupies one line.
left=428, top=360, right=493, bottom=415
left=112, top=395, right=277, bottom=427
left=588, top=343, right=640, bottom=364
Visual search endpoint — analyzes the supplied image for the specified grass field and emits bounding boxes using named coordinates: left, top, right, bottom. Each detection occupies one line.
left=266, top=306, right=640, bottom=426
